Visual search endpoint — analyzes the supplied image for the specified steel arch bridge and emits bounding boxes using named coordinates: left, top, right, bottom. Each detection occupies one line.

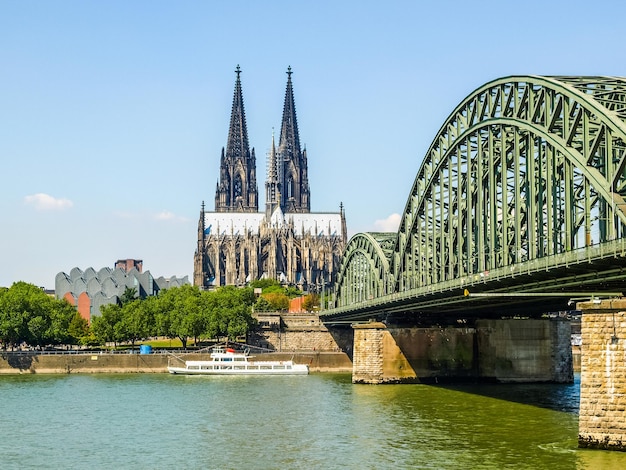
left=325, top=76, right=626, bottom=322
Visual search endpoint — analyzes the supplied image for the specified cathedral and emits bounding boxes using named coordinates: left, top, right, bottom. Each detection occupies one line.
left=193, top=66, right=347, bottom=290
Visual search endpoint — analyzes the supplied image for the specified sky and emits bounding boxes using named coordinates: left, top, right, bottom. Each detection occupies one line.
left=2, top=0, right=626, bottom=289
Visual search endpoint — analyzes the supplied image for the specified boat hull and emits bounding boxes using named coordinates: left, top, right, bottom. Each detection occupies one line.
left=167, top=347, right=309, bottom=375
left=167, top=364, right=309, bottom=375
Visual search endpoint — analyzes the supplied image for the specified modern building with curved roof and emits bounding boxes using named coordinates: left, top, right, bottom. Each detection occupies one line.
left=55, top=259, right=188, bottom=321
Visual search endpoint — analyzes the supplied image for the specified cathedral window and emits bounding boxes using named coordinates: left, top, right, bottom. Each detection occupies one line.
left=234, top=174, right=243, bottom=198
left=287, top=176, right=294, bottom=199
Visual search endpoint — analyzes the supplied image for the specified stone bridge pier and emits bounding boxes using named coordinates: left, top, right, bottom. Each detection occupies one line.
left=577, top=299, right=626, bottom=451
left=352, top=318, right=573, bottom=385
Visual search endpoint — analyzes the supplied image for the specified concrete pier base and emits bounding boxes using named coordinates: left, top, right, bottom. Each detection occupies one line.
left=577, top=299, right=626, bottom=451
left=352, top=318, right=572, bottom=385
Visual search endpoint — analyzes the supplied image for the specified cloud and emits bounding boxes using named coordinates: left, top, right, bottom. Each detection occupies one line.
left=154, top=211, right=188, bottom=222
left=373, top=213, right=401, bottom=232
left=24, top=193, right=73, bottom=211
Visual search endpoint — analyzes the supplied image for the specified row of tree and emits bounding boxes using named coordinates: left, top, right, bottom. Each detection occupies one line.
left=0, top=279, right=321, bottom=350
left=93, top=284, right=256, bottom=348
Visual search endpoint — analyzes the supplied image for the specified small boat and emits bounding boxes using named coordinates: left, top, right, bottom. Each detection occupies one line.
left=167, top=347, right=309, bottom=375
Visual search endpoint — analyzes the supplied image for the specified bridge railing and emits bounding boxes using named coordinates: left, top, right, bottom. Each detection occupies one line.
left=326, top=238, right=626, bottom=317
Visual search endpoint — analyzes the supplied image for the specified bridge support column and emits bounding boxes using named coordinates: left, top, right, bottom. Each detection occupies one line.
left=351, top=318, right=571, bottom=385
left=352, top=322, right=416, bottom=384
left=577, top=299, right=626, bottom=451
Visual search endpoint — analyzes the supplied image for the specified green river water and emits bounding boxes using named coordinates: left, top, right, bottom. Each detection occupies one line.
left=1, top=373, right=625, bottom=469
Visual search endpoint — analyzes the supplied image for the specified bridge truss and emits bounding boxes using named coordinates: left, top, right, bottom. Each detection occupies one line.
left=328, top=76, right=626, bottom=322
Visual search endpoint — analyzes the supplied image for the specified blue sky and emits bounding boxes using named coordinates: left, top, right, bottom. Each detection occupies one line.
left=2, top=0, right=625, bottom=289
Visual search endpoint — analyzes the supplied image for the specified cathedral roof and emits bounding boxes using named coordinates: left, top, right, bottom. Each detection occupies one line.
left=203, top=211, right=344, bottom=237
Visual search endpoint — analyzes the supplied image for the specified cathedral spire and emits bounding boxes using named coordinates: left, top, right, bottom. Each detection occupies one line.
left=265, top=130, right=280, bottom=216
left=226, top=65, right=249, bottom=159
left=277, top=66, right=310, bottom=213
left=215, top=65, right=258, bottom=212
left=278, top=66, right=301, bottom=157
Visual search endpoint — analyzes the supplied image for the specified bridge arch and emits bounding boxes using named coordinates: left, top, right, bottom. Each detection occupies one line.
left=335, top=76, right=626, bottom=307
left=335, top=233, right=394, bottom=305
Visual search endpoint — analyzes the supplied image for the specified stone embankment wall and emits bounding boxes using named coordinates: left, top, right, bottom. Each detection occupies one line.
left=577, top=299, right=626, bottom=451
left=0, top=351, right=351, bottom=374
left=352, top=318, right=572, bottom=384
left=250, top=312, right=353, bottom=354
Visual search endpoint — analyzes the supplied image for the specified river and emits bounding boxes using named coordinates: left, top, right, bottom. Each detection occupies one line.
left=1, top=373, right=624, bottom=469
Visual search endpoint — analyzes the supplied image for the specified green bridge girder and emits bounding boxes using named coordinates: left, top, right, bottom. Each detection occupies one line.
left=326, top=76, right=626, bottom=322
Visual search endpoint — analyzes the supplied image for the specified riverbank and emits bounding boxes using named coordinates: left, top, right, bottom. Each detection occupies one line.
left=0, top=351, right=353, bottom=374
left=1, top=347, right=580, bottom=375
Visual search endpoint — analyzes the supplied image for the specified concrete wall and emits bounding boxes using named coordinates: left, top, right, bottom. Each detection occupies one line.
left=352, top=318, right=572, bottom=384
left=476, top=319, right=572, bottom=383
left=0, top=351, right=352, bottom=374
left=577, top=299, right=626, bottom=451
left=250, top=312, right=353, bottom=354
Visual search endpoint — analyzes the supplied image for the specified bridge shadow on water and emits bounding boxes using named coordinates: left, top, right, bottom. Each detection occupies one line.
left=429, top=373, right=581, bottom=414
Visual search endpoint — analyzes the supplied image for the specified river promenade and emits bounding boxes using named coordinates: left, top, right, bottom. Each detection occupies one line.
left=0, top=350, right=352, bottom=374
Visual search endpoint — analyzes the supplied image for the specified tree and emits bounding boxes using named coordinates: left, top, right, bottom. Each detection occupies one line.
left=91, top=303, right=124, bottom=347
left=67, top=311, right=91, bottom=346
left=0, top=282, right=50, bottom=349
left=120, top=287, right=138, bottom=305
left=0, top=282, right=86, bottom=349
left=302, top=293, right=320, bottom=312
left=203, top=286, right=256, bottom=341
left=262, top=292, right=290, bottom=311
left=46, top=299, right=77, bottom=346
left=249, top=279, right=281, bottom=290
left=253, top=296, right=273, bottom=312
left=155, top=285, right=202, bottom=349
left=121, top=299, right=150, bottom=347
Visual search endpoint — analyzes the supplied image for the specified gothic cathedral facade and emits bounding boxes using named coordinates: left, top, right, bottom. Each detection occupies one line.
left=193, top=67, right=347, bottom=290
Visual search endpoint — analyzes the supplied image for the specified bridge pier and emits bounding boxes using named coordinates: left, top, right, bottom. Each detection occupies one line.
left=577, top=299, right=626, bottom=451
left=352, top=318, right=571, bottom=384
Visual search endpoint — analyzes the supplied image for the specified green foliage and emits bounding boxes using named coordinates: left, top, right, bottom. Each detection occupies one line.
left=0, top=281, right=258, bottom=350
left=0, top=282, right=77, bottom=349
left=67, top=311, right=90, bottom=345
left=121, top=299, right=149, bottom=346
left=206, top=286, right=256, bottom=340
left=120, top=287, right=138, bottom=305
left=284, top=286, right=302, bottom=299
left=92, top=303, right=124, bottom=347
left=249, top=279, right=301, bottom=298
left=155, top=284, right=202, bottom=348
left=254, top=296, right=273, bottom=312
left=261, top=292, right=290, bottom=311
left=249, top=279, right=281, bottom=290
left=302, top=294, right=320, bottom=312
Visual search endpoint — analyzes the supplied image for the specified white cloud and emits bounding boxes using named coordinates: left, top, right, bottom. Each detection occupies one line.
left=154, top=211, right=188, bottom=222
left=373, top=213, right=401, bottom=232
left=24, top=193, right=73, bottom=211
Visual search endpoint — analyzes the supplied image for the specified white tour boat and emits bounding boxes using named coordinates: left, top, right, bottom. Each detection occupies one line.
left=167, top=347, right=309, bottom=375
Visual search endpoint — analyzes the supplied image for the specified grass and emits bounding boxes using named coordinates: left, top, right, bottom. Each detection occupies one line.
left=141, top=338, right=186, bottom=348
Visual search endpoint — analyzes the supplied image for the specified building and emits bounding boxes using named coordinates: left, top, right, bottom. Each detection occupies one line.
left=55, top=262, right=189, bottom=322
left=194, top=66, right=347, bottom=290
left=114, top=258, right=143, bottom=273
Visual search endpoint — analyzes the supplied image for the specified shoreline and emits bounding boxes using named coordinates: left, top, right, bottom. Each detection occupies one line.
left=0, top=351, right=353, bottom=374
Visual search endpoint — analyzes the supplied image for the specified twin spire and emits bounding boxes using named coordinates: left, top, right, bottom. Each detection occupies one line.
left=215, top=65, right=310, bottom=215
